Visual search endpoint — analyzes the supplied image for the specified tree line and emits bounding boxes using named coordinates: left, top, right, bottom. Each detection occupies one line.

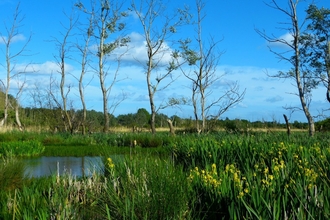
left=1, top=101, right=318, bottom=133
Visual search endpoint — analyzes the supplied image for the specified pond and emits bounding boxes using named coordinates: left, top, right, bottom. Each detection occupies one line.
left=23, top=156, right=105, bottom=178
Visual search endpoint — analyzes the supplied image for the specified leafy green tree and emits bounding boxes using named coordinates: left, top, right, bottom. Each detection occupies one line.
left=117, top=113, right=135, bottom=127
left=135, top=108, right=150, bottom=129
left=300, top=5, right=330, bottom=103
left=85, top=110, right=104, bottom=132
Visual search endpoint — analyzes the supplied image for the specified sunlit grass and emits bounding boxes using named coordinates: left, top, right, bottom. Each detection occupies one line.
left=173, top=133, right=330, bottom=219
left=0, top=131, right=329, bottom=219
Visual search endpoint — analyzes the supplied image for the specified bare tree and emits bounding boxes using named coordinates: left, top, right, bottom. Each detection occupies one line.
left=256, top=0, right=315, bottom=136
left=29, top=79, right=64, bottom=132
left=0, top=2, right=32, bottom=128
left=52, top=11, right=78, bottom=134
left=130, top=0, right=189, bottom=134
left=75, top=5, right=94, bottom=135
left=179, top=0, right=245, bottom=133
left=76, top=0, right=129, bottom=133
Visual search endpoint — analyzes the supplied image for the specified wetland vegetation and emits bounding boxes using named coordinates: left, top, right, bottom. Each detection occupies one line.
left=1, top=130, right=330, bottom=219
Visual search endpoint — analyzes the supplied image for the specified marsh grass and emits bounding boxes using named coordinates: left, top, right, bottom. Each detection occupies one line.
left=0, top=157, right=26, bottom=191
left=2, top=170, right=106, bottom=219
left=101, top=153, right=194, bottom=219
left=0, top=140, right=44, bottom=157
left=1, top=154, right=192, bottom=219
left=1, top=131, right=330, bottom=219
left=173, top=132, right=330, bottom=219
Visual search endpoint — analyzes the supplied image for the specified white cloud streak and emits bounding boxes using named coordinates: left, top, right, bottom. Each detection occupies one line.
left=0, top=34, right=26, bottom=44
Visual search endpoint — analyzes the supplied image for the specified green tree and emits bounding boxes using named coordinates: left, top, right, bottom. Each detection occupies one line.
left=135, top=108, right=150, bottom=129
left=117, top=113, right=135, bottom=127
left=300, top=5, right=330, bottom=103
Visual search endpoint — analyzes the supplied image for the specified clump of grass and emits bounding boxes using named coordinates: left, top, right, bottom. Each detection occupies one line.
left=101, top=154, right=193, bottom=219
left=3, top=170, right=106, bottom=219
left=0, top=157, right=26, bottom=191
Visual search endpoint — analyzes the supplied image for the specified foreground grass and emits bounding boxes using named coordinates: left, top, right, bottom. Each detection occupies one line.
left=0, top=153, right=192, bottom=219
left=174, top=132, right=330, bottom=219
left=1, top=131, right=330, bottom=219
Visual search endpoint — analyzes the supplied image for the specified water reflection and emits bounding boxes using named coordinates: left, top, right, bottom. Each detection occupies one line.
left=24, top=156, right=104, bottom=178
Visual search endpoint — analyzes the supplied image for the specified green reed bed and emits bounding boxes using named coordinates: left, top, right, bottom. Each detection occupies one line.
left=1, top=152, right=192, bottom=220
left=0, top=131, right=173, bottom=157
left=172, top=133, right=330, bottom=219
left=1, top=172, right=104, bottom=219
left=101, top=154, right=193, bottom=219
left=0, top=140, right=44, bottom=157
left=1, top=131, right=330, bottom=219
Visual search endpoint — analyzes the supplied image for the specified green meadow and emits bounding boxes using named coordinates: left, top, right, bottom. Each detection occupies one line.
left=1, top=131, right=330, bottom=219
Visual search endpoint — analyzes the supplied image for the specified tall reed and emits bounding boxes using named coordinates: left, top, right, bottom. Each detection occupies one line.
left=172, top=133, right=330, bottom=219
left=100, top=153, right=194, bottom=219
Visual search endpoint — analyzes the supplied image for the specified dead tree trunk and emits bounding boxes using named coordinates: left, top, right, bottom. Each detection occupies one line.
left=167, top=119, right=175, bottom=136
left=283, top=114, right=291, bottom=136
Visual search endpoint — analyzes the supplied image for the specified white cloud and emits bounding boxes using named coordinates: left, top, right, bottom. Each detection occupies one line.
left=6, top=57, right=327, bottom=122
left=106, top=32, right=175, bottom=66
left=12, top=34, right=26, bottom=43
left=17, top=61, right=74, bottom=75
left=268, top=32, right=294, bottom=48
left=0, top=34, right=26, bottom=44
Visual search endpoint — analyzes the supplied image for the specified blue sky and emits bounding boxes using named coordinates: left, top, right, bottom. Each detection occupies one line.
left=0, top=0, right=330, bottom=123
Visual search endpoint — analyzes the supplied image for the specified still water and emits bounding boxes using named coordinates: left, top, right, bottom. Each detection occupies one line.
left=23, top=156, right=104, bottom=178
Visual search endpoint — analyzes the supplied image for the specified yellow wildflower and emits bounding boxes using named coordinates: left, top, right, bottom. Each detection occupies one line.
left=107, top=158, right=115, bottom=169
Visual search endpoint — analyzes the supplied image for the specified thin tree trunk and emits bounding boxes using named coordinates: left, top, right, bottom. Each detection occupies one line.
left=192, top=85, right=200, bottom=133
left=327, top=42, right=330, bottom=103
left=147, top=49, right=156, bottom=134
left=3, top=38, right=10, bottom=127
left=78, top=15, right=93, bottom=136
left=283, top=114, right=290, bottom=136
left=15, top=105, right=23, bottom=131
left=292, top=1, right=315, bottom=136
left=99, top=14, right=109, bottom=133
